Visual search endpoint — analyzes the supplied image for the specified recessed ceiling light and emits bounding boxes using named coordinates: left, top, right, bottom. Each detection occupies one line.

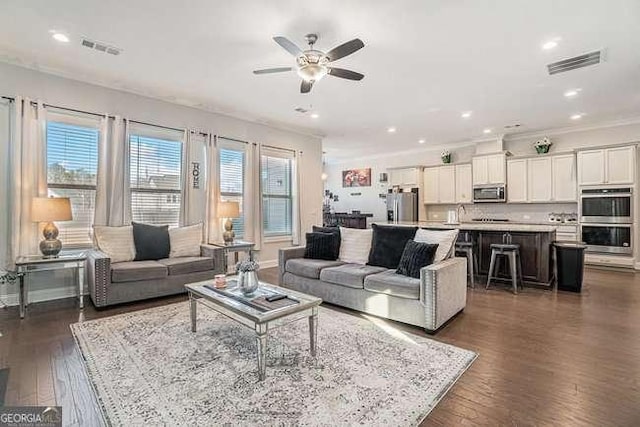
left=310, top=113, right=319, bottom=119
left=52, top=32, right=69, bottom=43
left=483, top=128, right=492, bottom=134
left=418, top=139, right=425, bottom=144
left=570, top=113, right=583, bottom=120
left=564, top=88, right=581, bottom=98
left=387, top=126, right=396, bottom=133
left=461, top=111, right=472, bottom=119
left=542, top=38, right=560, bottom=50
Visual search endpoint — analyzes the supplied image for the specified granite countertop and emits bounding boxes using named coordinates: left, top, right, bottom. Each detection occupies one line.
left=375, top=221, right=559, bottom=232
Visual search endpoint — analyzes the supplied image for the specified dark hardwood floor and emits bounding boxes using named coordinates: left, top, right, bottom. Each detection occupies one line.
left=1, top=267, right=640, bottom=426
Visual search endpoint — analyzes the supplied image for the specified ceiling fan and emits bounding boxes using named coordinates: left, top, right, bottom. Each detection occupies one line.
left=253, top=33, right=365, bottom=94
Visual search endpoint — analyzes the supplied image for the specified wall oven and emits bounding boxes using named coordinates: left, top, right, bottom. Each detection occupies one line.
left=473, top=185, right=506, bottom=203
left=580, top=187, right=633, bottom=224
left=580, top=224, right=633, bottom=255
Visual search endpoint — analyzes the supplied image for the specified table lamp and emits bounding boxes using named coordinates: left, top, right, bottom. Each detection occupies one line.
left=218, top=201, right=240, bottom=244
left=31, top=197, right=72, bottom=257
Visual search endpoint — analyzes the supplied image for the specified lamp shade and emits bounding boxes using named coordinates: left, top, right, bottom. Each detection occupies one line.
left=218, top=201, right=240, bottom=218
left=31, top=197, right=73, bottom=222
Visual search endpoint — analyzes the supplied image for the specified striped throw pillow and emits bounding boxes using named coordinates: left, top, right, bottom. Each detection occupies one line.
left=338, top=227, right=373, bottom=264
left=169, top=224, right=203, bottom=258
left=93, top=225, right=136, bottom=263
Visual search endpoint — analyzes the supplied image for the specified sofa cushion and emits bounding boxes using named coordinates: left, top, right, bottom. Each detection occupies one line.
left=414, top=228, right=459, bottom=264
left=93, top=225, right=136, bottom=263
left=133, top=222, right=170, bottom=261
left=169, top=224, right=203, bottom=258
left=320, top=264, right=388, bottom=289
left=396, top=240, right=439, bottom=278
left=157, top=257, right=214, bottom=276
left=338, top=227, right=373, bottom=264
left=111, top=261, right=168, bottom=283
left=364, top=270, right=421, bottom=299
left=304, top=232, right=339, bottom=261
left=367, top=224, right=418, bottom=269
left=312, top=226, right=341, bottom=258
left=285, top=258, right=345, bottom=279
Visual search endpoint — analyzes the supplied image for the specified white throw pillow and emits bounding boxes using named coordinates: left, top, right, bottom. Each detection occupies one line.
left=169, top=223, right=203, bottom=257
left=93, top=225, right=136, bottom=263
left=414, top=228, right=459, bottom=264
left=338, top=227, right=373, bottom=264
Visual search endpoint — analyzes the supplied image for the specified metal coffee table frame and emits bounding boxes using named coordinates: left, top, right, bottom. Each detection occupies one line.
left=185, top=280, right=322, bottom=381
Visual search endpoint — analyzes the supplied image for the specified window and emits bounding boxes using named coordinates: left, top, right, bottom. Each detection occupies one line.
left=129, top=133, right=182, bottom=227
left=46, top=121, right=99, bottom=246
left=218, top=141, right=245, bottom=238
left=261, top=150, right=293, bottom=237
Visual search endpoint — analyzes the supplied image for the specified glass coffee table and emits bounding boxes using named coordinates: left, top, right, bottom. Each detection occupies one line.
left=185, top=279, right=322, bottom=381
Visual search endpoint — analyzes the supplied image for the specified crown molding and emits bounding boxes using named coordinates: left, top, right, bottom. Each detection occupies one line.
left=504, top=115, right=640, bottom=142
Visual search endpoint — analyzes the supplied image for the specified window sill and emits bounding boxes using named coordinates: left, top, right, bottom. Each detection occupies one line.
left=262, top=236, right=293, bottom=244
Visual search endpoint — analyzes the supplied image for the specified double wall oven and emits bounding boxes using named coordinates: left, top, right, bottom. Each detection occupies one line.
left=580, top=187, right=633, bottom=254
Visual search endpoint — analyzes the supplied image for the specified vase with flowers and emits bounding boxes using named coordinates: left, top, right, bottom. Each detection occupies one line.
left=534, top=137, right=552, bottom=154
left=441, top=150, right=452, bottom=164
left=236, top=259, right=260, bottom=296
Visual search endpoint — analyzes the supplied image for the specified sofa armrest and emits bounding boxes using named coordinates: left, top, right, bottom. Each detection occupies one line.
left=420, top=256, right=467, bottom=331
left=86, top=249, right=111, bottom=307
left=278, top=246, right=306, bottom=285
left=200, top=244, right=225, bottom=274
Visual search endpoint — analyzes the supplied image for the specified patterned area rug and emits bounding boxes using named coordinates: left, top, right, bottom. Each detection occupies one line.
left=71, top=302, right=476, bottom=426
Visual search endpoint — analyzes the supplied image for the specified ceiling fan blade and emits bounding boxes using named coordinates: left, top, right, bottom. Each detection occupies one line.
left=273, top=36, right=304, bottom=57
left=253, top=67, right=293, bottom=75
left=327, top=67, right=365, bottom=81
left=300, top=80, right=314, bottom=94
left=325, top=38, right=365, bottom=62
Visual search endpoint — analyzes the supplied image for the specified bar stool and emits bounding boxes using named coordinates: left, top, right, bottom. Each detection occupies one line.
left=486, top=243, right=524, bottom=294
left=455, top=241, right=477, bottom=288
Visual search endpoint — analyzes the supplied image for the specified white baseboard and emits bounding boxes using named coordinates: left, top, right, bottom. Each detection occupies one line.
left=258, top=259, right=278, bottom=269
left=1, top=286, right=82, bottom=307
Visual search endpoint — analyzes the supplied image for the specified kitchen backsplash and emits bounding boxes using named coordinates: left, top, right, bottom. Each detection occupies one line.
left=427, top=203, right=578, bottom=224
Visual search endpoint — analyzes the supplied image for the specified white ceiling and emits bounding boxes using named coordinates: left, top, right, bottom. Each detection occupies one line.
left=1, top=0, right=640, bottom=161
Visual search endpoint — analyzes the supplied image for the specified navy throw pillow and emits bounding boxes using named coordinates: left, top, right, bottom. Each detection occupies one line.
left=132, top=222, right=170, bottom=261
left=396, top=240, right=439, bottom=278
left=304, top=232, right=338, bottom=260
left=367, top=224, right=418, bottom=269
left=312, top=226, right=341, bottom=259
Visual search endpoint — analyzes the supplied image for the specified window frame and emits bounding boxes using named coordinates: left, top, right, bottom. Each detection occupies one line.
left=260, top=148, right=294, bottom=239
left=217, top=138, right=247, bottom=239
left=45, top=116, right=100, bottom=248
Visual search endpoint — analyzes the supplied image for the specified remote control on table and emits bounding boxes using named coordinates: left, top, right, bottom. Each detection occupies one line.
left=266, top=294, right=287, bottom=302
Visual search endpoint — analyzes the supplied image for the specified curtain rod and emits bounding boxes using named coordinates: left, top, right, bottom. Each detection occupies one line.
left=1, top=95, right=209, bottom=137
left=262, top=144, right=299, bottom=154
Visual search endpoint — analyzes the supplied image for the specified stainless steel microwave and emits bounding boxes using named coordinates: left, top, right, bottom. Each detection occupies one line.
left=473, top=185, right=506, bottom=203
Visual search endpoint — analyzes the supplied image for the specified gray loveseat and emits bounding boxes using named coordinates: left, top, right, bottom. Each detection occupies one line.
left=87, top=245, right=224, bottom=307
left=279, top=235, right=467, bottom=333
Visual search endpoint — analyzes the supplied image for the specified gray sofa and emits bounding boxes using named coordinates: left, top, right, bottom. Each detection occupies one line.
left=87, top=245, right=224, bottom=307
left=279, top=246, right=467, bottom=333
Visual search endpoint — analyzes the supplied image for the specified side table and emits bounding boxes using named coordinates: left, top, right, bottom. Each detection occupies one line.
left=15, top=252, right=87, bottom=319
left=209, top=241, right=255, bottom=273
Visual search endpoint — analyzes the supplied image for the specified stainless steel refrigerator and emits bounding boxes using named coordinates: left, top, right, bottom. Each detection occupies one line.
left=386, top=188, right=419, bottom=222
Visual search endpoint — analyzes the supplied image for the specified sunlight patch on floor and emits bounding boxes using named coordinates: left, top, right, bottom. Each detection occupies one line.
left=362, top=314, right=417, bottom=345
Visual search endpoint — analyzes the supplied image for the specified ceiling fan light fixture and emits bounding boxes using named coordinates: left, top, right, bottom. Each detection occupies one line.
left=297, top=64, right=327, bottom=82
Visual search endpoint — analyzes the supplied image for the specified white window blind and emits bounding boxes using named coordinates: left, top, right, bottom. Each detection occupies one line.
left=261, top=149, right=293, bottom=237
left=46, top=121, right=99, bottom=247
left=218, top=139, right=245, bottom=238
left=129, top=133, right=183, bottom=227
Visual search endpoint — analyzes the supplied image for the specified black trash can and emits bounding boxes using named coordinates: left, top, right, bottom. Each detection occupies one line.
left=554, top=241, right=587, bottom=293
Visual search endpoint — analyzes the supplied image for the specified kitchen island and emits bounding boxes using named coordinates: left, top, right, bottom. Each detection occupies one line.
left=377, top=221, right=557, bottom=288
left=324, top=212, right=374, bottom=229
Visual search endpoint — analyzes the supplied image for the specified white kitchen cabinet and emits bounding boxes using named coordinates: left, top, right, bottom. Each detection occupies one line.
left=507, top=159, right=528, bottom=202
left=439, top=166, right=456, bottom=203
left=423, top=167, right=439, bottom=204
left=389, top=167, right=421, bottom=187
left=552, top=154, right=577, bottom=201
left=527, top=157, right=553, bottom=202
left=577, top=146, right=635, bottom=186
left=455, top=164, right=473, bottom=203
left=472, top=154, right=505, bottom=185
left=606, top=146, right=635, bottom=184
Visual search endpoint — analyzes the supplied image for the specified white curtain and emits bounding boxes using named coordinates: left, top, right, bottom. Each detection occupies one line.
left=244, top=142, right=262, bottom=251
left=8, top=97, right=47, bottom=266
left=95, top=116, right=130, bottom=226
left=291, top=150, right=302, bottom=246
left=180, top=130, right=208, bottom=227
left=205, top=135, right=220, bottom=243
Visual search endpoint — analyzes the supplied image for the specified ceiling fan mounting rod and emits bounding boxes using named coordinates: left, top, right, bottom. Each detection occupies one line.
left=305, top=33, right=318, bottom=47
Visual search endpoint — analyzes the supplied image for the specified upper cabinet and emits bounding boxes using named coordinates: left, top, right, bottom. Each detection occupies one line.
left=472, top=153, right=506, bottom=185
left=506, top=154, right=577, bottom=203
left=424, top=164, right=471, bottom=204
left=577, top=146, right=635, bottom=186
left=389, top=167, right=421, bottom=187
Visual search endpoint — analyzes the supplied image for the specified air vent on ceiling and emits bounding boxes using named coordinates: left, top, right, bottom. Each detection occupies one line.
left=294, top=107, right=309, bottom=114
left=81, top=37, right=122, bottom=56
left=547, top=50, right=601, bottom=75
left=504, top=123, right=522, bottom=129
